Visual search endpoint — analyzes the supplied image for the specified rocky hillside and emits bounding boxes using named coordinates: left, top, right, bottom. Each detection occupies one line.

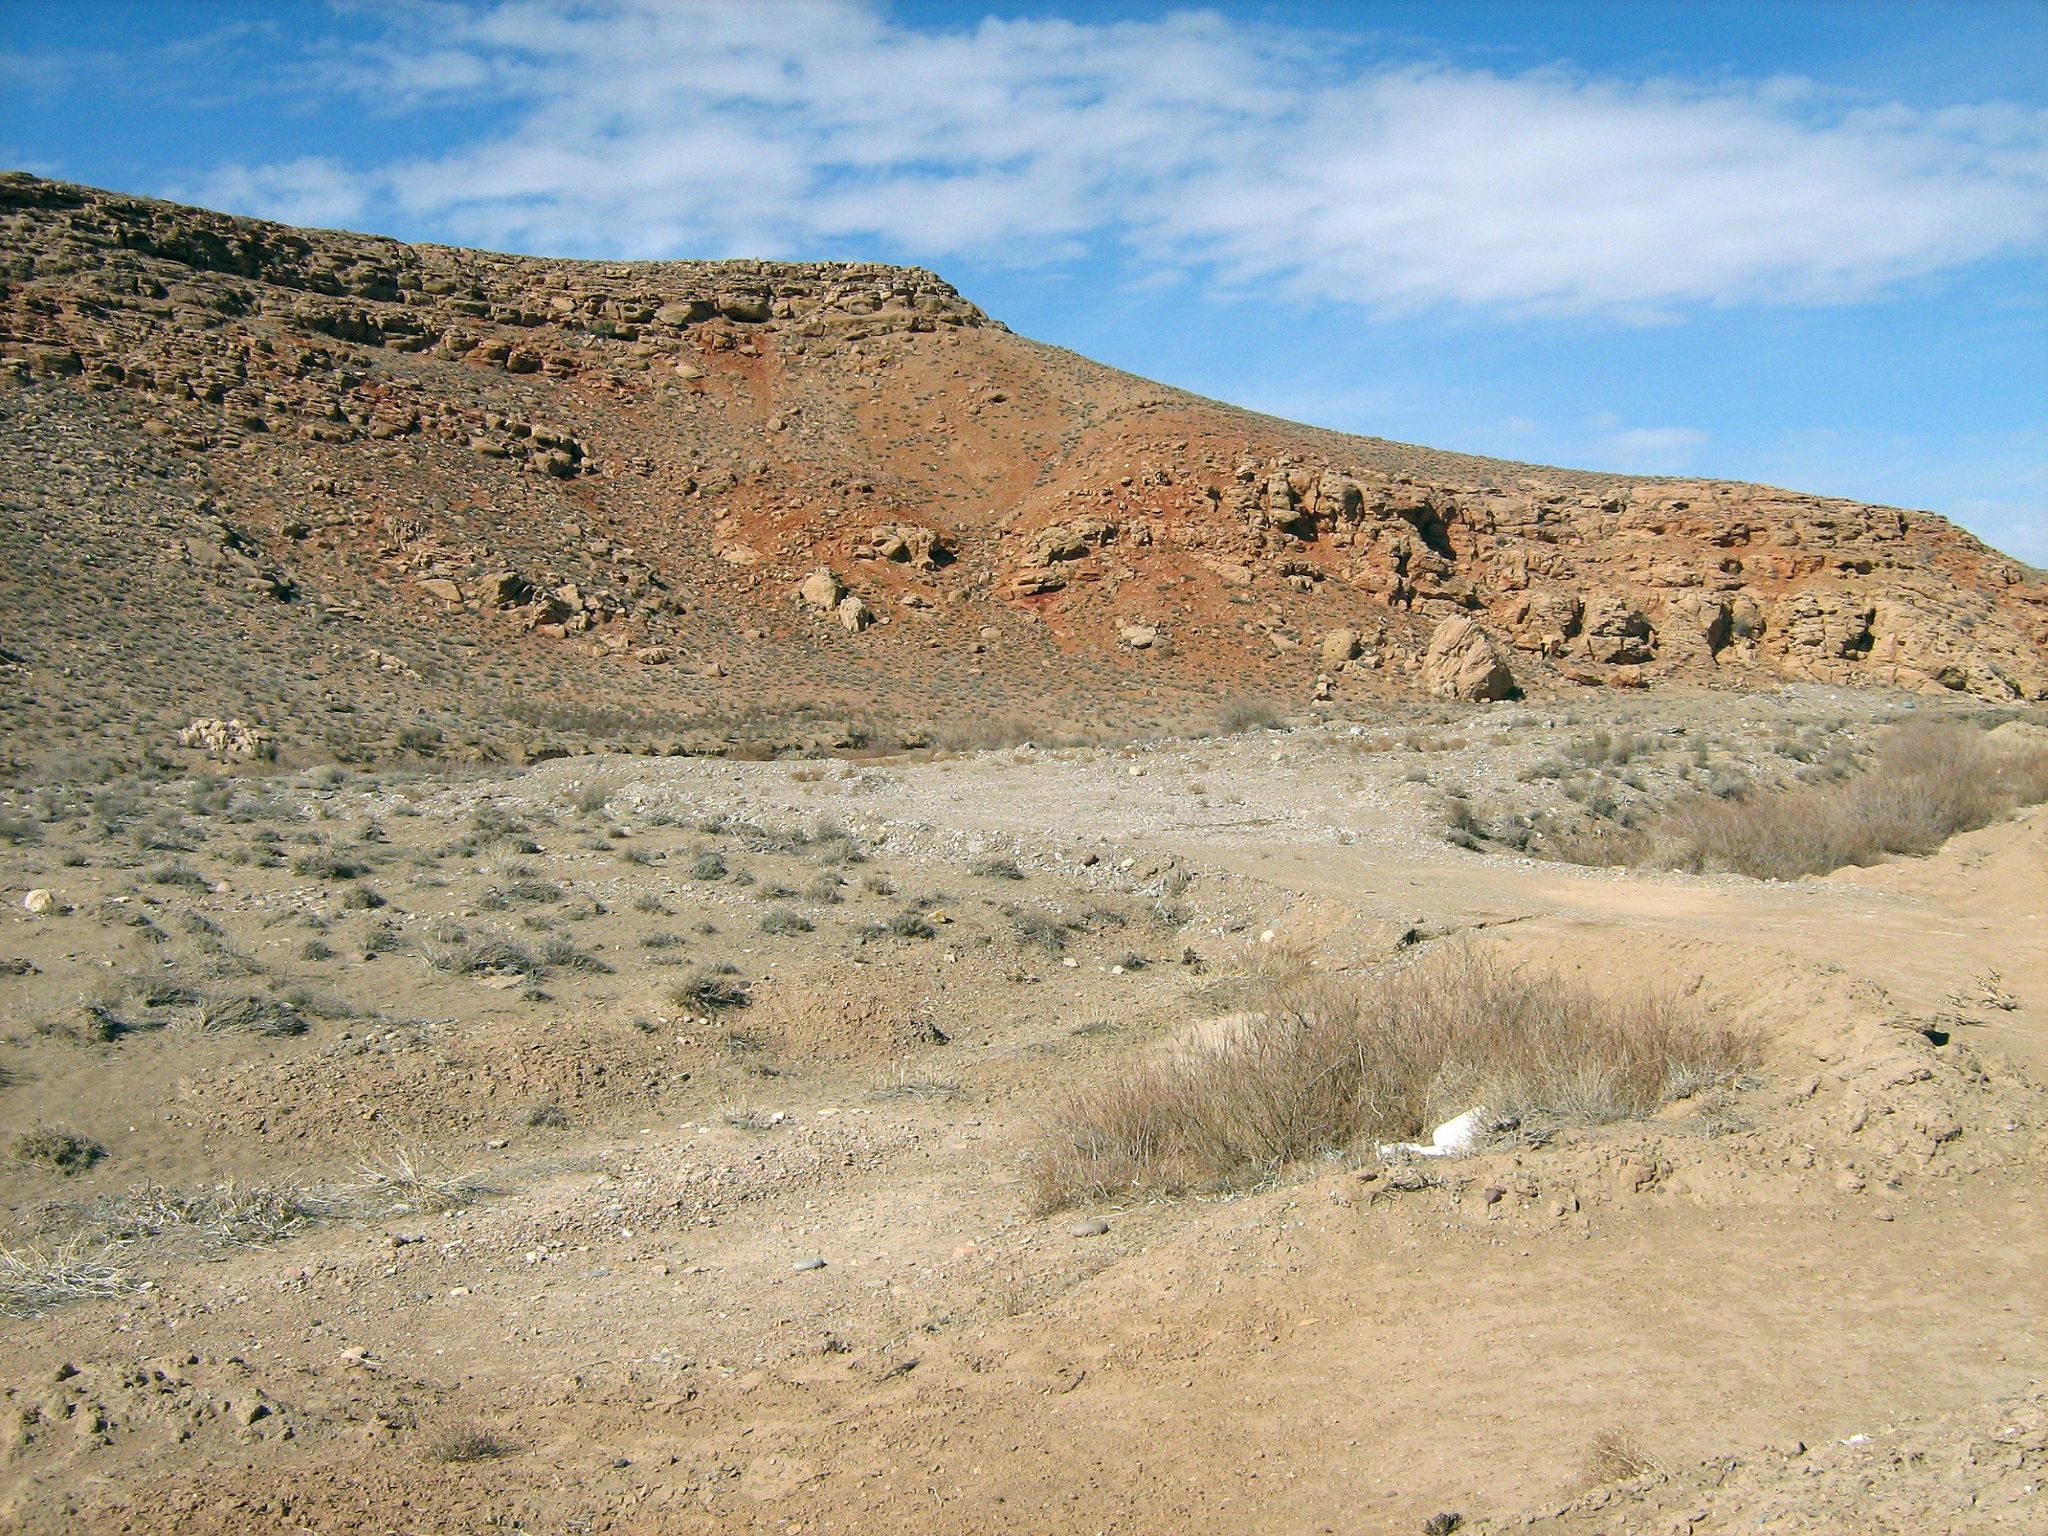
left=2, top=172, right=2043, bottom=777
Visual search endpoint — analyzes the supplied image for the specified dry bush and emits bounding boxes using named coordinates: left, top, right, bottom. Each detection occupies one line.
left=1590, top=719, right=2048, bottom=880
left=1212, top=697, right=1283, bottom=735
left=1030, top=945, right=1752, bottom=1209
left=344, top=1149, right=494, bottom=1216
left=74, top=1181, right=323, bottom=1248
left=12, top=1126, right=106, bottom=1176
left=423, top=1420, right=515, bottom=1463
left=1580, top=1429, right=1670, bottom=1486
left=0, top=1239, right=139, bottom=1316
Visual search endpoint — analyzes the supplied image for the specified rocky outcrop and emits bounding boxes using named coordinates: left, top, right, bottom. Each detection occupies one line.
left=177, top=718, right=276, bottom=758
left=1423, top=617, right=1515, bottom=702
left=0, top=168, right=2040, bottom=778
left=860, top=522, right=945, bottom=570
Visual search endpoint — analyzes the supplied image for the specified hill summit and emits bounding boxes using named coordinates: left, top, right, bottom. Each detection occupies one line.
left=2, top=172, right=2042, bottom=775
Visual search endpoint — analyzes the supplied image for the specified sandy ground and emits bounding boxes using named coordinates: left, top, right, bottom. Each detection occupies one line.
left=0, top=703, right=2042, bottom=1533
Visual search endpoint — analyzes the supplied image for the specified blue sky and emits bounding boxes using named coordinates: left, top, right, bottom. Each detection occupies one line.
left=4, top=0, right=2044, bottom=563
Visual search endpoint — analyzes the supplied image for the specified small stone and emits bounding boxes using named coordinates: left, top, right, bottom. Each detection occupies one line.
left=22, top=889, right=55, bottom=915
left=792, top=1256, right=827, bottom=1272
left=1066, top=1219, right=1110, bottom=1238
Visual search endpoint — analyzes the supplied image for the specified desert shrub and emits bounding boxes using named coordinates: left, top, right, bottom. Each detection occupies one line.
left=1213, top=698, right=1283, bottom=735
left=969, top=856, right=1025, bottom=880
left=524, top=1102, right=570, bottom=1129
left=877, top=908, right=936, bottom=941
left=425, top=936, right=543, bottom=978
left=0, top=1240, right=138, bottom=1316
left=198, top=993, right=310, bottom=1037
left=291, top=848, right=369, bottom=880
left=567, top=780, right=615, bottom=816
left=1030, top=945, right=1751, bottom=1209
left=688, top=849, right=728, bottom=881
left=13, top=1127, right=106, bottom=1176
left=1597, top=718, right=2048, bottom=879
left=538, top=939, right=613, bottom=975
left=345, top=1148, right=494, bottom=1215
left=1006, top=907, right=1069, bottom=954
left=669, top=969, right=750, bottom=1013
left=758, top=907, right=813, bottom=935
left=0, top=815, right=44, bottom=845
left=74, top=1181, right=322, bottom=1247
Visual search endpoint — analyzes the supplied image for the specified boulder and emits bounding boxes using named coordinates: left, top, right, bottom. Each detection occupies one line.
left=177, top=717, right=277, bottom=758
left=1023, top=517, right=1115, bottom=566
left=862, top=521, right=943, bottom=569
left=797, top=567, right=845, bottom=611
left=1119, top=624, right=1160, bottom=650
left=1422, top=616, right=1515, bottom=702
left=836, top=595, right=874, bottom=633
left=716, top=290, right=772, bottom=323
left=1581, top=594, right=1656, bottom=664
left=1320, top=628, right=1361, bottom=665
left=416, top=577, right=463, bottom=606
left=1009, top=570, right=1066, bottom=597
left=480, top=571, right=533, bottom=609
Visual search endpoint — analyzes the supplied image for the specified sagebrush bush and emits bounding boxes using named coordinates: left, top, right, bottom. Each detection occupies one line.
left=1030, top=945, right=1752, bottom=1209
left=1572, top=718, right=2048, bottom=879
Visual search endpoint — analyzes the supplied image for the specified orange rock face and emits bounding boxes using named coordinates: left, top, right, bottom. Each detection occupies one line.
left=1, top=172, right=2041, bottom=773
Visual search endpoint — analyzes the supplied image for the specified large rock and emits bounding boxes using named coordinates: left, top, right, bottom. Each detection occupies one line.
left=862, top=521, right=943, bottom=570
left=1422, top=617, right=1515, bottom=702
left=797, top=567, right=845, bottom=611
left=836, top=595, right=874, bottom=633
left=1320, top=628, right=1360, bottom=665
left=1581, top=594, right=1657, bottom=664
left=177, top=717, right=277, bottom=758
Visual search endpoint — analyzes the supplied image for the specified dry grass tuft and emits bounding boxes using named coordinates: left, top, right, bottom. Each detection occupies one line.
left=1030, top=945, right=1752, bottom=1209
left=1580, top=1429, right=1671, bottom=1486
left=344, top=1149, right=495, bottom=1215
left=1567, top=718, right=2048, bottom=879
left=0, top=1239, right=141, bottom=1316
left=11, top=1126, right=106, bottom=1176
left=423, top=1420, right=516, bottom=1463
left=75, top=1181, right=325, bottom=1248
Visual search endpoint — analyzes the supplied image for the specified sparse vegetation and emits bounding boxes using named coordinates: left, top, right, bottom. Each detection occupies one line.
left=1031, top=945, right=1753, bottom=1208
left=1552, top=719, right=2048, bottom=878
left=424, top=1421, right=516, bottom=1463
left=669, top=968, right=751, bottom=1013
left=0, top=1239, right=140, bottom=1316
left=12, top=1127, right=106, bottom=1176
left=345, top=1149, right=494, bottom=1215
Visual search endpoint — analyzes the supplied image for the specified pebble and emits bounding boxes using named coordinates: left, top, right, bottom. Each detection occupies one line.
left=793, top=1256, right=827, bottom=1272
left=1066, top=1219, right=1110, bottom=1238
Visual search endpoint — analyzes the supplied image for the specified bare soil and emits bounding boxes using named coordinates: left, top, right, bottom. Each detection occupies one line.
left=2, top=693, right=2042, bottom=1533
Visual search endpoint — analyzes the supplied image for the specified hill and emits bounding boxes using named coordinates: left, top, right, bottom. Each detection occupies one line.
left=2, top=172, right=2043, bottom=778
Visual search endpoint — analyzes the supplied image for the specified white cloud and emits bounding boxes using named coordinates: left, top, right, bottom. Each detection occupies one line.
left=179, top=157, right=370, bottom=231
left=174, top=0, right=2047, bottom=320
left=1588, top=425, right=1711, bottom=473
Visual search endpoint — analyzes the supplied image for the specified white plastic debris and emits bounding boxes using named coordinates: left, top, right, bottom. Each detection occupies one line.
left=1377, top=1106, right=1488, bottom=1160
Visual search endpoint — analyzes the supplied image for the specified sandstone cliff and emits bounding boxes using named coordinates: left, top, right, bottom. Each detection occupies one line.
left=1, top=173, right=2041, bottom=773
